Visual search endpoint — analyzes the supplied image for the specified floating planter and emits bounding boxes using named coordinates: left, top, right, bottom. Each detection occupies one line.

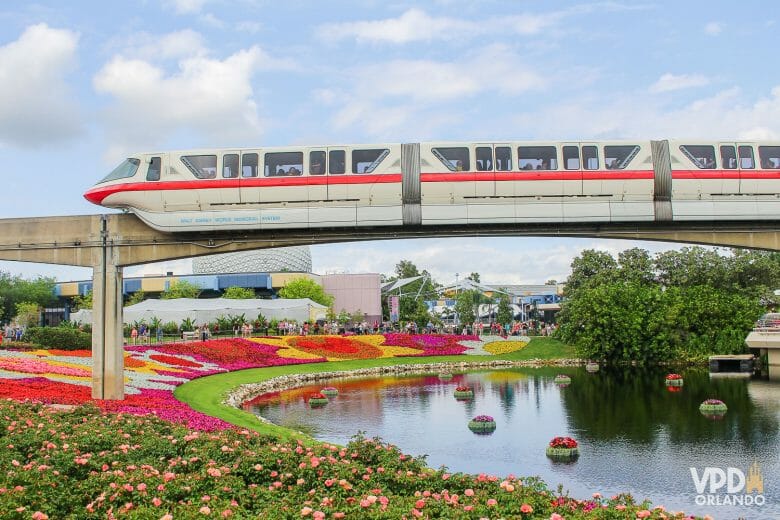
left=585, top=362, right=599, bottom=373
left=665, top=373, right=684, bottom=387
left=438, top=372, right=453, bottom=381
left=320, top=386, right=339, bottom=397
left=546, top=436, right=580, bottom=460
left=553, top=375, right=571, bottom=386
left=699, top=399, right=727, bottom=418
left=308, top=393, right=329, bottom=408
left=468, top=415, right=496, bottom=434
left=453, top=386, right=474, bottom=400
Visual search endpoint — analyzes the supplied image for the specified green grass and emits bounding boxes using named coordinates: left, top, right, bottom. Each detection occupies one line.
left=174, top=336, right=577, bottom=440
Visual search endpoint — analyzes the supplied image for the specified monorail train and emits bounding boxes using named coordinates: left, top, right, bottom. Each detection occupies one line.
left=83, top=140, right=780, bottom=232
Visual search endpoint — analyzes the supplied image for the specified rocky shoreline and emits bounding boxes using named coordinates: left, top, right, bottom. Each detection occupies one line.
left=224, top=358, right=583, bottom=417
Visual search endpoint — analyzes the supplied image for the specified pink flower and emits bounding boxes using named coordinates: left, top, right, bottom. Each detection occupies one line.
left=199, top=506, right=211, bottom=515
left=637, top=511, right=651, bottom=518
left=465, top=488, right=475, bottom=497
left=32, top=513, right=48, bottom=520
left=550, top=514, right=564, bottom=520
left=487, top=498, right=497, bottom=507
left=520, top=503, right=533, bottom=513
left=415, top=499, right=425, bottom=509
left=152, top=498, right=162, bottom=507
left=300, top=506, right=313, bottom=516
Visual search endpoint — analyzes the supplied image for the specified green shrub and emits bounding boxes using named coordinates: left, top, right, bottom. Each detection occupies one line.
left=24, top=326, right=91, bottom=350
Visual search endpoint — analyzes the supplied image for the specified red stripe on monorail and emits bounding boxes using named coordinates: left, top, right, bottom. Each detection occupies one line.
left=421, top=170, right=655, bottom=182
left=672, top=169, right=780, bottom=179
left=84, top=174, right=404, bottom=204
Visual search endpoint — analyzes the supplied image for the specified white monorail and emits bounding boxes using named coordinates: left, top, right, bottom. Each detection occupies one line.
left=83, top=140, right=780, bottom=232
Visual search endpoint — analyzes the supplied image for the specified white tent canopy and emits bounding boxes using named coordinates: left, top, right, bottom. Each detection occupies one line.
left=70, top=298, right=327, bottom=326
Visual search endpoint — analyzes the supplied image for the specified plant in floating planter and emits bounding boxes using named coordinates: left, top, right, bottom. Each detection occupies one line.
left=438, top=372, right=453, bottom=380
left=546, top=436, right=580, bottom=460
left=468, top=414, right=496, bottom=433
left=553, top=374, right=571, bottom=386
left=665, top=373, right=684, bottom=387
left=320, top=386, right=339, bottom=397
left=699, top=398, right=727, bottom=417
left=454, top=385, right=474, bottom=400
left=308, top=392, right=329, bottom=407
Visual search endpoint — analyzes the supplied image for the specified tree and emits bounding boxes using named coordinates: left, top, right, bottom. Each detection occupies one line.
left=223, top=286, right=255, bottom=299
left=654, top=247, right=728, bottom=288
left=161, top=280, right=201, bottom=299
left=14, top=302, right=40, bottom=327
left=617, top=247, right=654, bottom=285
left=563, top=249, right=617, bottom=296
left=278, top=277, right=334, bottom=307
left=454, top=290, right=481, bottom=328
left=0, top=272, right=56, bottom=322
left=385, top=260, right=439, bottom=325
left=545, top=279, right=558, bottom=285
left=467, top=272, right=481, bottom=283
left=496, top=294, right=513, bottom=326
left=72, top=290, right=93, bottom=311
left=125, top=290, right=146, bottom=306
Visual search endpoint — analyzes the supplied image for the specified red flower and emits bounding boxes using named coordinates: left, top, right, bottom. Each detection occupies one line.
left=549, top=436, right=578, bottom=449
left=665, top=373, right=682, bottom=380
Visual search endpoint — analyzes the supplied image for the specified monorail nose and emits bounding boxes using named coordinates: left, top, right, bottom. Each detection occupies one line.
left=83, top=187, right=105, bottom=205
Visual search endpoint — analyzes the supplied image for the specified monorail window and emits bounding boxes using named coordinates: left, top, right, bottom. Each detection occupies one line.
left=518, top=146, right=557, bottom=170
left=679, top=145, right=716, bottom=169
left=100, top=158, right=140, bottom=183
left=495, top=147, right=511, bottom=171
left=476, top=147, right=492, bottom=171
left=759, top=146, right=780, bottom=169
left=739, top=146, right=755, bottom=169
left=265, top=152, right=303, bottom=176
left=604, top=145, right=639, bottom=169
left=329, top=150, right=345, bottom=174
left=352, top=149, right=389, bottom=173
left=242, top=153, right=258, bottom=177
left=310, top=151, right=326, bottom=175
left=182, top=155, right=217, bottom=179
left=563, top=146, right=580, bottom=170
left=720, top=146, right=737, bottom=169
left=146, top=157, right=161, bottom=181
left=582, top=146, right=599, bottom=170
left=433, top=147, right=470, bottom=171
left=223, top=154, right=239, bottom=178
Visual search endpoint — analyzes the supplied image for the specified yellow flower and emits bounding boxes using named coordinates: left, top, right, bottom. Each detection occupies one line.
left=483, top=341, right=527, bottom=355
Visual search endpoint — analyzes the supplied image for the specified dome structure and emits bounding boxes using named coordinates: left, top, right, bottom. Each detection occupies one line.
left=192, top=246, right=312, bottom=274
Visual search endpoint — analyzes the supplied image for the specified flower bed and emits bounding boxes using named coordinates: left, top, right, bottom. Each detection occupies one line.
left=665, top=373, right=684, bottom=387
left=308, top=392, right=329, bottom=407
left=699, top=398, right=727, bottom=417
left=546, top=436, right=580, bottom=460
left=468, top=414, right=496, bottom=433
left=320, top=386, right=339, bottom=397
left=0, top=400, right=693, bottom=520
left=553, top=374, right=571, bottom=386
left=483, top=340, right=527, bottom=355
left=454, top=385, right=474, bottom=400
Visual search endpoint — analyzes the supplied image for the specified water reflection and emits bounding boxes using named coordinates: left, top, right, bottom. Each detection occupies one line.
left=243, top=367, right=780, bottom=518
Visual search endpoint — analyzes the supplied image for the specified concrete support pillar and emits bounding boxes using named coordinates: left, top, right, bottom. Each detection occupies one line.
left=91, top=216, right=125, bottom=400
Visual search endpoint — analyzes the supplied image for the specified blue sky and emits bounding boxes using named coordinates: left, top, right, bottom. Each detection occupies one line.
left=1, top=1, right=779, bottom=285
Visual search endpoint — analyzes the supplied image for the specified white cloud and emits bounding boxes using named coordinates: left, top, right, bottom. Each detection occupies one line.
left=119, top=29, right=207, bottom=61
left=649, top=73, right=710, bottom=93
left=169, top=0, right=207, bottom=14
left=513, top=84, right=780, bottom=141
left=705, top=22, right=723, bottom=35
left=329, top=45, right=544, bottom=137
left=93, top=38, right=296, bottom=160
left=0, top=24, right=82, bottom=147
left=317, top=8, right=560, bottom=44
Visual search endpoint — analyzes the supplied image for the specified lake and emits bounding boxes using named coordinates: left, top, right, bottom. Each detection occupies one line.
left=242, top=366, right=779, bottom=519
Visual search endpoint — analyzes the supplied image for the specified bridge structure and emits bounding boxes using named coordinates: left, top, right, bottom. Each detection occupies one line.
left=2, top=213, right=780, bottom=399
